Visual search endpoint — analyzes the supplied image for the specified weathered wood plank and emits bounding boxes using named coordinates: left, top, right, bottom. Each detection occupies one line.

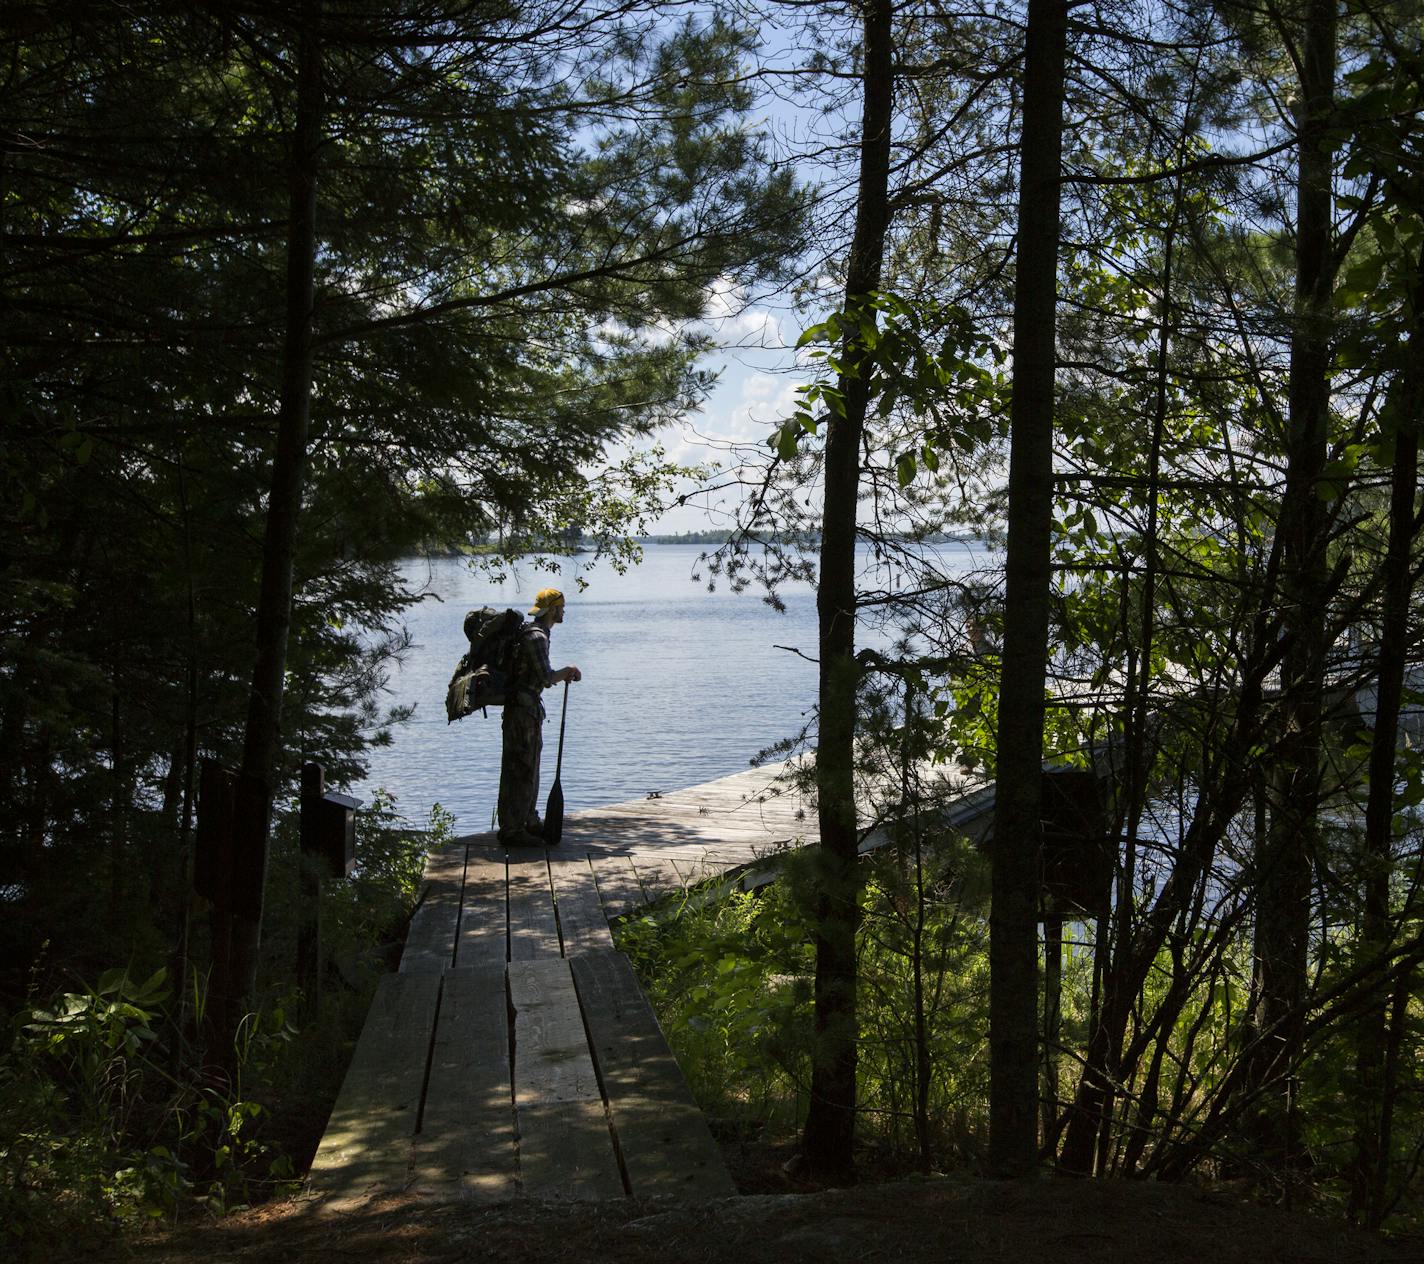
left=669, top=851, right=742, bottom=888
left=570, top=950, right=734, bottom=1199
left=456, top=852, right=507, bottom=969
left=508, top=958, right=623, bottom=1199
left=314, top=753, right=995, bottom=1207
left=598, top=765, right=803, bottom=804
left=594, top=791, right=809, bottom=823
left=516, top=1100, right=623, bottom=1200
left=547, top=856, right=616, bottom=956
left=580, top=795, right=777, bottom=815
left=588, top=852, right=650, bottom=921
left=557, top=757, right=812, bottom=822
left=573, top=802, right=804, bottom=831
left=630, top=855, right=686, bottom=907
left=307, top=972, right=441, bottom=1206
left=645, top=839, right=770, bottom=866
left=564, top=813, right=804, bottom=850
left=401, top=842, right=466, bottom=973
left=507, top=853, right=561, bottom=961
left=410, top=966, right=517, bottom=1203
left=698, top=840, right=778, bottom=863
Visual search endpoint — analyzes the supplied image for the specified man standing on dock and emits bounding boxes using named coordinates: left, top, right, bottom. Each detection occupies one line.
left=497, top=587, right=581, bottom=846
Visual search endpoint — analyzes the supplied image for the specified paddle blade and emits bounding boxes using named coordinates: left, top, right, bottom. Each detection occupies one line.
left=544, top=779, right=564, bottom=845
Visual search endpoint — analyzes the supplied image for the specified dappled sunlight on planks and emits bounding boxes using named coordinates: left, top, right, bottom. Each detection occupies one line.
left=307, top=762, right=817, bottom=1210
left=301, top=753, right=1103, bottom=1212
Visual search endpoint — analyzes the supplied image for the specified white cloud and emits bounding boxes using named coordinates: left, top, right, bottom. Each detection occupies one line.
left=727, top=307, right=786, bottom=348
left=691, top=276, right=788, bottom=350
left=705, top=275, right=743, bottom=320
left=582, top=275, right=819, bottom=530
left=691, top=370, right=801, bottom=444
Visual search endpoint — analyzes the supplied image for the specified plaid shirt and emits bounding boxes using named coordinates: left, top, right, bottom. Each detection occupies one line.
left=509, top=622, right=554, bottom=713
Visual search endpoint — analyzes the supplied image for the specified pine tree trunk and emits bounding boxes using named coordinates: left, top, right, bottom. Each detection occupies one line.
left=1349, top=286, right=1422, bottom=1224
left=227, top=0, right=323, bottom=1016
left=987, top=0, right=1068, bottom=1179
left=1248, top=0, right=1336, bottom=1163
left=800, top=0, right=893, bottom=1181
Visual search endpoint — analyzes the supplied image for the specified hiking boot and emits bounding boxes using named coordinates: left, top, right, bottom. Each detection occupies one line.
left=499, top=829, right=545, bottom=848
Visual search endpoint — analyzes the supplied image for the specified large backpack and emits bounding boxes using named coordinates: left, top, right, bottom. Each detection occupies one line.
left=444, top=606, right=525, bottom=722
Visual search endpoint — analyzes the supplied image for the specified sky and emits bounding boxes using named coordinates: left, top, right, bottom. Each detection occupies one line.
left=601, top=4, right=861, bottom=535
left=640, top=277, right=811, bottom=533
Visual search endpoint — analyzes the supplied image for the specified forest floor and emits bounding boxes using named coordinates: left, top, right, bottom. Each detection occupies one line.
left=84, top=1155, right=1424, bottom=1264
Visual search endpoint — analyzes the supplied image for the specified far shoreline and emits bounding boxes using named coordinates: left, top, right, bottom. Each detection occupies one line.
left=419, top=530, right=986, bottom=557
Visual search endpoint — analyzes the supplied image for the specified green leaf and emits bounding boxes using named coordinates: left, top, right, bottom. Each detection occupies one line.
left=1340, top=252, right=1385, bottom=297
left=796, top=318, right=833, bottom=348
left=132, top=967, right=169, bottom=1005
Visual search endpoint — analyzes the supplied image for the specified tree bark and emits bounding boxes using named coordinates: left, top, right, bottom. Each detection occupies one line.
left=1349, top=271, right=1422, bottom=1224
left=800, top=0, right=893, bottom=1181
left=1248, top=0, right=1336, bottom=1163
left=227, top=0, right=323, bottom=1015
left=987, top=0, right=1068, bottom=1179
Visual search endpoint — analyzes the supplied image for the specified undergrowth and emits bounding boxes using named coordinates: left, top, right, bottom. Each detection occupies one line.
left=619, top=831, right=1027, bottom=1172
left=0, top=792, right=445, bottom=1256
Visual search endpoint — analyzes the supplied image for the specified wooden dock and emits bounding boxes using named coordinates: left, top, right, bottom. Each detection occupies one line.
left=310, top=651, right=1411, bottom=1207
left=306, top=761, right=817, bottom=1208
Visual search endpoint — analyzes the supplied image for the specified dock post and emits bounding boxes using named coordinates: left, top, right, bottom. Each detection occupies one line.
left=298, top=762, right=360, bottom=1015
left=297, top=762, right=325, bottom=1014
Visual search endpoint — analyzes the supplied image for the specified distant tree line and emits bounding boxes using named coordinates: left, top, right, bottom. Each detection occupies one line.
left=640, top=529, right=735, bottom=544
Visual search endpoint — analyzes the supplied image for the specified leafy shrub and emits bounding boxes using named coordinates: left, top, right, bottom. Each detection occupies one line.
left=0, top=797, right=443, bottom=1252
left=0, top=965, right=296, bottom=1255
left=619, top=875, right=816, bottom=1142
left=621, top=831, right=1002, bottom=1170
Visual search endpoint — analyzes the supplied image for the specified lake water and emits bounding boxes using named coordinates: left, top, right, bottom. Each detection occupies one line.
left=356, top=541, right=990, bottom=830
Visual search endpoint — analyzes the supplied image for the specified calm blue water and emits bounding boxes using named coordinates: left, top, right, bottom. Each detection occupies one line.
left=356, top=542, right=987, bottom=829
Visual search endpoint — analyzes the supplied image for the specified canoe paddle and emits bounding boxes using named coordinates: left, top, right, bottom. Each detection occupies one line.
left=543, top=680, right=569, bottom=845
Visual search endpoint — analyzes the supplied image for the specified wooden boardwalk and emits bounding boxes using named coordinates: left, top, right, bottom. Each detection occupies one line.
left=306, top=761, right=819, bottom=1208
left=308, top=652, right=1418, bottom=1209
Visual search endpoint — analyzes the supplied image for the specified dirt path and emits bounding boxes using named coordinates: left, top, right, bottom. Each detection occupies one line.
left=115, top=1177, right=1422, bottom=1264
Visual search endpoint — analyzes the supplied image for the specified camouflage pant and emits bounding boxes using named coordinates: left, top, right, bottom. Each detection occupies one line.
left=497, top=703, right=543, bottom=838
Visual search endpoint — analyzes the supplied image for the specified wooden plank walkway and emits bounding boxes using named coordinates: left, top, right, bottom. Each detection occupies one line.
left=306, top=754, right=1011, bottom=1210
left=307, top=635, right=1250, bottom=1212
left=306, top=760, right=820, bottom=1210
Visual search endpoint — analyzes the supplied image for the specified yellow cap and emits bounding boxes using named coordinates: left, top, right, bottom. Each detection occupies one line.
left=528, top=587, right=565, bottom=616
